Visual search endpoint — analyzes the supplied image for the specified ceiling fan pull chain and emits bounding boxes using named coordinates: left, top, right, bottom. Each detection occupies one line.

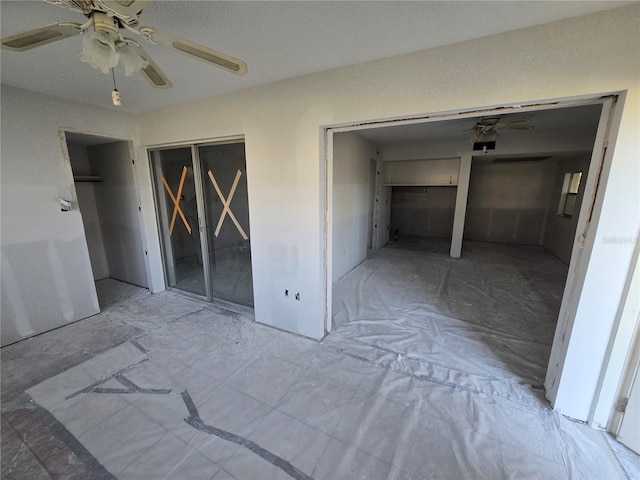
left=111, top=67, right=121, bottom=106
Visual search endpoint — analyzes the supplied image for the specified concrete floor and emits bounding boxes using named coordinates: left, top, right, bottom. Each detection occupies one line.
left=1, top=244, right=638, bottom=479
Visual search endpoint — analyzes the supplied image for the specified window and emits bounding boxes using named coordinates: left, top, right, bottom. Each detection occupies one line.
left=557, top=172, right=582, bottom=217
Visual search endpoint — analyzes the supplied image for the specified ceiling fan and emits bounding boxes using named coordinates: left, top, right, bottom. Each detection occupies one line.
left=1, top=0, right=248, bottom=96
left=466, top=117, right=534, bottom=143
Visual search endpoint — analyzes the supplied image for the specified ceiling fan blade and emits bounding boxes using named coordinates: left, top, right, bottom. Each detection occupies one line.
left=121, top=39, right=172, bottom=88
left=140, top=58, right=172, bottom=89
left=143, top=28, right=248, bottom=75
left=1, top=22, right=83, bottom=51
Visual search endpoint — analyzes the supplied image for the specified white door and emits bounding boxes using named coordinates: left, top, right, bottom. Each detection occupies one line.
left=618, top=363, right=640, bottom=454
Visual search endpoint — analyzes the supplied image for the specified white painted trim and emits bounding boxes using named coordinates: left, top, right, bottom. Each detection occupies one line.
left=544, top=97, right=618, bottom=406
left=322, top=92, right=624, bottom=418
left=612, top=324, right=640, bottom=438
left=322, top=128, right=334, bottom=335
left=450, top=153, right=471, bottom=259
left=372, top=159, right=383, bottom=251
left=58, top=129, right=153, bottom=295
left=590, top=231, right=640, bottom=430
left=140, top=134, right=245, bottom=150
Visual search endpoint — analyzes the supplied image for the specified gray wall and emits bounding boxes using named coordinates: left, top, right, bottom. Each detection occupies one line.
left=332, top=132, right=380, bottom=283
left=464, top=161, right=556, bottom=245
left=391, top=186, right=456, bottom=238
left=543, top=155, right=591, bottom=264
left=0, top=86, right=137, bottom=346
left=68, top=143, right=109, bottom=280
left=89, top=142, right=148, bottom=288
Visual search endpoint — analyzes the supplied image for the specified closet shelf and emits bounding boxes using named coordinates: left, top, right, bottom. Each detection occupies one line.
left=383, top=183, right=457, bottom=187
left=74, top=175, right=102, bottom=183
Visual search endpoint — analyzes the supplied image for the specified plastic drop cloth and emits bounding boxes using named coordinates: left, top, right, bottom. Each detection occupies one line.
left=22, top=263, right=626, bottom=480
left=330, top=237, right=568, bottom=396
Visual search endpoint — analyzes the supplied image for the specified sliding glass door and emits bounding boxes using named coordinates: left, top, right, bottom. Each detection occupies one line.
left=151, top=147, right=206, bottom=297
left=199, top=143, right=253, bottom=307
left=150, top=141, right=253, bottom=307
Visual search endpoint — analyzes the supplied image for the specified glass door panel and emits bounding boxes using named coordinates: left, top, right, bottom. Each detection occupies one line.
left=199, top=143, right=254, bottom=307
left=151, top=147, right=207, bottom=297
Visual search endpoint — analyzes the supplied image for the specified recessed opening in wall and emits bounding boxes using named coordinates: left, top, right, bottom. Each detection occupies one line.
left=390, top=185, right=456, bottom=248
left=64, top=131, right=149, bottom=308
left=326, top=97, right=615, bottom=411
left=557, top=171, right=583, bottom=217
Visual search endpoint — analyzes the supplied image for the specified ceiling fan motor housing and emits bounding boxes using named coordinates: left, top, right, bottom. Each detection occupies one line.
left=92, top=12, right=119, bottom=35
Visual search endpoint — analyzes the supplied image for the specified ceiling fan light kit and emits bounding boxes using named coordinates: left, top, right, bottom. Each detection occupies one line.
left=1, top=0, right=248, bottom=106
left=81, top=29, right=119, bottom=73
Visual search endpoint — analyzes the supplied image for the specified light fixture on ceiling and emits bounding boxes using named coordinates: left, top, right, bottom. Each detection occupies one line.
left=473, top=141, right=496, bottom=153
left=78, top=13, right=149, bottom=106
left=471, top=122, right=498, bottom=153
left=80, top=13, right=148, bottom=75
left=465, top=116, right=534, bottom=153
left=1, top=0, right=248, bottom=99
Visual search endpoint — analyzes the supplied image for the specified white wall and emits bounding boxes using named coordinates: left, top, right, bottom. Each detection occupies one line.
left=390, top=186, right=457, bottom=238
left=68, top=142, right=109, bottom=280
left=543, top=155, right=592, bottom=263
left=0, top=86, right=139, bottom=346
left=1, top=5, right=636, bottom=421
left=133, top=5, right=639, bottom=418
left=89, top=142, right=148, bottom=288
left=332, top=132, right=381, bottom=282
left=382, top=159, right=459, bottom=185
left=464, top=161, right=556, bottom=245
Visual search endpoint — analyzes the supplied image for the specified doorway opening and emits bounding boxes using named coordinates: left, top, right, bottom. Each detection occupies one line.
left=150, top=139, right=254, bottom=310
left=324, top=95, right=619, bottom=411
left=64, top=131, right=148, bottom=308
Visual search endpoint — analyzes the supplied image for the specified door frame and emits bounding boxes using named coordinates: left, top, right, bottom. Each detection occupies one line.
left=59, top=129, right=150, bottom=304
left=320, top=92, right=624, bottom=414
left=148, top=136, right=254, bottom=311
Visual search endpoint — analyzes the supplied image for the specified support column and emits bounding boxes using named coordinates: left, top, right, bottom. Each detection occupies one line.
left=450, top=152, right=472, bottom=258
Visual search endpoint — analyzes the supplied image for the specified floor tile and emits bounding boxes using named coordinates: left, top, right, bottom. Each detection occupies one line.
left=119, top=431, right=218, bottom=480
left=266, top=332, right=323, bottom=368
left=313, top=438, right=391, bottom=480
left=333, top=393, right=408, bottom=463
left=249, top=409, right=331, bottom=475
left=195, top=383, right=272, bottom=438
left=277, top=368, right=357, bottom=436
left=79, top=404, right=166, bottom=475
left=226, top=355, right=303, bottom=408
left=51, top=391, right=129, bottom=438
left=212, top=467, right=240, bottom=480
left=164, top=449, right=221, bottom=480
left=197, top=435, right=243, bottom=467
left=0, top=419, right=50, bottom=480
left=129, top=391, right=209, bottom=445
left=190, top=347, right=257, bottom=383
left=222, top=448, right=293, bottom=480
left=27, top=366, right=99, bottom=412
left=167, top=365, right=221, bottom=406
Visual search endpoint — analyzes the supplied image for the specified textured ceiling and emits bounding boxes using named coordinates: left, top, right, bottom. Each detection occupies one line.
left=1, top=1, right=634, bottom=113
left=356, top=104, right=603, bottom=146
